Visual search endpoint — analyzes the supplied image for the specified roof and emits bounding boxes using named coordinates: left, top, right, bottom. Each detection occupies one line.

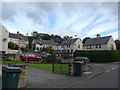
left=33, top=39, right=57, bottom=45
left=60, top=38, right=80, bottom=45
left=9, top=33, right=28, bottom=41
left=84, top=36, right=111, bottom=46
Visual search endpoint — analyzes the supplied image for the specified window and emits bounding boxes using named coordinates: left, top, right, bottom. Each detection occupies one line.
left=99, top=44, right=101, bottom=48
left=69, top=45, right=70, bottom=47
left=96, top=45, right=98, bottom=48
left=90, top=45, right=92, bottom=49
left=67, top=45, right=70, bottom=47
left=87, top=46, right=89, bottom=49
left=78, top=45, right=80, bottom=48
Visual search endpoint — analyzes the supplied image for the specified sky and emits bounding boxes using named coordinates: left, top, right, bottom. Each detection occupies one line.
left=0, top=1, right=119, bottom=40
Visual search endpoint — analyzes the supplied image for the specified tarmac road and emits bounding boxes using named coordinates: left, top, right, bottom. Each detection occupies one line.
left=26, top=62, right=119, bottom=88
left=70, top=66, right=119, bottom=88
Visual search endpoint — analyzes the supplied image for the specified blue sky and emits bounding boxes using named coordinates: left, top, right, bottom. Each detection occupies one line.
left=0, top=2, right=119, bottom=40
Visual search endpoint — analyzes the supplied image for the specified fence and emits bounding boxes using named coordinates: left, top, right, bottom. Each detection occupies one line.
left=52, top=63, right=72, bottom=75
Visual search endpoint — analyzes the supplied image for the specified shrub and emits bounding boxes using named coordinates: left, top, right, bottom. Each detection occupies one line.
left=21, top=47, right=28, bottom=52
left=74, top=50, right=120, bottom=62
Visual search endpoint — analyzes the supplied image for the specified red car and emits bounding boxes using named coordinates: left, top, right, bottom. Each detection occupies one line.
left=20, top=53, right=42, bottom=61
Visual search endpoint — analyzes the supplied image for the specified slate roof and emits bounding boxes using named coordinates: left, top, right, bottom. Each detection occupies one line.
left=33, top=39, right=57, bottom=45
left=9, top=33, right=28, bottom=41
left=60, top=38, right=80, bottom=45
left=84, top=36, right=111, bottom=46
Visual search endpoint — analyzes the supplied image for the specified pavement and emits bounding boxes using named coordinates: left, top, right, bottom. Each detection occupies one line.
left=26, top=62, right=119, bottom=88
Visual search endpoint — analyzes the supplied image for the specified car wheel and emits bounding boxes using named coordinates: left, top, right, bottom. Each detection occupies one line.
left=38, top=59, right=41, bottom=61
left=25, top=59, right=28, bottom=62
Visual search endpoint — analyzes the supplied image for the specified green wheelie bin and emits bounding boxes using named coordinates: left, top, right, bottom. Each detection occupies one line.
left=73, top=61, right=83, bottom=76
left=2, top=66, right=21, bottom=89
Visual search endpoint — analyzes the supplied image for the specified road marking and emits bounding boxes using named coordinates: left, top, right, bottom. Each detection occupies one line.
left=83, top=72, right=92, bottom=75
left=112, top=67, right=115, bottom=70
left=106, top=70, right=110, bottom=72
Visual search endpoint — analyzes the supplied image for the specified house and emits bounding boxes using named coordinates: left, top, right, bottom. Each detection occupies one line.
left=83, top=34, right=116, bottom=50
left=32, top=39, right=58, bottom=50
left=59, top=38, right=83, bottom=53
left=8, top=31, right=28, bottom=48
left=0, top=24, right=9, bottom=54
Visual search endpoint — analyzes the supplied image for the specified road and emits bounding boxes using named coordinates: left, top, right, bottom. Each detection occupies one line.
left=70, top=66, right=119, bottom=88
left=26, top=62, right=119, bottom=88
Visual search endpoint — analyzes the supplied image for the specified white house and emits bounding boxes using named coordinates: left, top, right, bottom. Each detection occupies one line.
left=32, top=39, right=58, bottom=50
left=59, top=38, right=83, bottom=53
left=83, top=34, right=116, bottom=50
left=8, top=32, right=29, bottom=48
left=0, top=24, right=9, bottom=54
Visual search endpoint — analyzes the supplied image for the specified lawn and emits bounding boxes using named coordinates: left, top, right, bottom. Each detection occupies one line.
left=53, top=64, right=69, bottom=74
left=2, top=61, right=52, bottom=71
left=2, top=61, right=69, bottom=74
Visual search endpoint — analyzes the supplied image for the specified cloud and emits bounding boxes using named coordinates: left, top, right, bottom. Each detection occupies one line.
left=104, top=31, right=118, bottom=40
left=1, top=2, right=118, bottom=40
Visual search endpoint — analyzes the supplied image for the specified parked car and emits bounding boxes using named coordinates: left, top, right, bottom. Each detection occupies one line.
left=0, top=52, right=9, bottom=59
left=20, top=53, right=42, bottom=61
left=41, top=53, right=52, bottom=58
left=34, top=50, right=41, bottom=53
left=74, top=56, right=90, bottom=66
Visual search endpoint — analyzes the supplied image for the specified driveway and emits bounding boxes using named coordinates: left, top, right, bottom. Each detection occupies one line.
left=26, top=62, right=119, bottom=88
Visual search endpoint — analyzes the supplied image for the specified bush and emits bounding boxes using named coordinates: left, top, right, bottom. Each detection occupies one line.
left=21, top=47, right=28, bottom=52
left=74, top=50, right=120, bottom=62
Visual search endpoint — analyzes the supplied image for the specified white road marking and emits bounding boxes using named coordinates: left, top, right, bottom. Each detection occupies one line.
left=83, top=72, right=92, bottom=75
left=106, top=70, right=110, bottom=72
left=112, top=67, right=115, bottom=70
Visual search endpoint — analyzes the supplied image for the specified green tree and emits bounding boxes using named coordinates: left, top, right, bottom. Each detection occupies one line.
left=28, top=36, right=34, bottom=49
left=115, top=40, right=120, bottom=50
left=14, top=45, right=19, bottom=50
left=83, top=37, right=91, bottom=44
left=8, top=42, right=15, bottom=49
left=42, top=46, right=53, bottom=51
left=42, top=35, right=51, bottom=40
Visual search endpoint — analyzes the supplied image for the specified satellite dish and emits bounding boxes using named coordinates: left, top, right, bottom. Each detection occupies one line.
left=3, top=38, right=7, bottom=41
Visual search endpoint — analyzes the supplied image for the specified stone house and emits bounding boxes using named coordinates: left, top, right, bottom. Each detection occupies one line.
left=83, top=34, right=116, bottom=50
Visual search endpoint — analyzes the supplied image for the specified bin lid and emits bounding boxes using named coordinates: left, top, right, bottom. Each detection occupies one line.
left=13, top=64, right=27, bottom=67
left=73, top=61, right=83, bottom=63
left=2, top=66, right=21, bottom=73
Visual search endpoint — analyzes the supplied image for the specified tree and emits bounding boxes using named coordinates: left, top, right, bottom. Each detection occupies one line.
left=14, top=45, right=19, bottom=50
left=42, top=46, right=53, bottom=51
left=63, top=35, right=71, bottom=40
left=42, top=35, right=51, bottom=40
left=83, top=37, right=91, bottom=44
left=31, top=31, right=39, bottom=37
left=28, top=36, right=34, bottom=49
left=8, top=42, right=15, bottom=49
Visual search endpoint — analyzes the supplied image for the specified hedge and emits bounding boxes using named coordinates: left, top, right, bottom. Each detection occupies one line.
left=74, top=50, right=120, bottom=62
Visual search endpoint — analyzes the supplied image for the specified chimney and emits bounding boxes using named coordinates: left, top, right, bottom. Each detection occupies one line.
left=17, top=31, right=19, bottom=35
left=97, top=34, right=100, bottom=38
